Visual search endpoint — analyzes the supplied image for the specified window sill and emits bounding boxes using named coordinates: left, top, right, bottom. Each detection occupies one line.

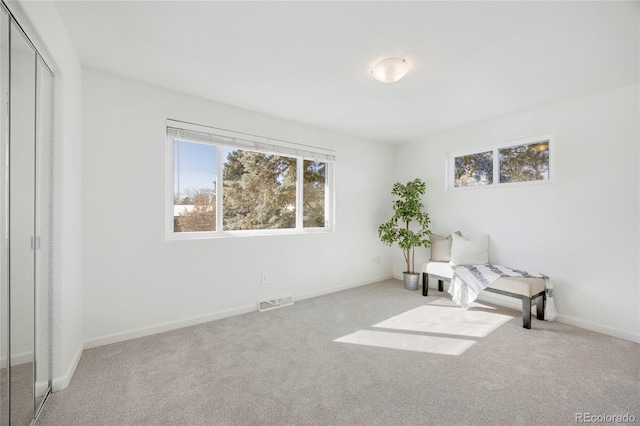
left=166, top=227, right=333, bottom=241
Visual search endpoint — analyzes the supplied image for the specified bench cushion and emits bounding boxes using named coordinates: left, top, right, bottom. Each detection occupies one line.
left=423, top=261, right=545, bottom=297
left=424, top=261, right=456, bottom=278
left=489, top=276, right=545, bottom=297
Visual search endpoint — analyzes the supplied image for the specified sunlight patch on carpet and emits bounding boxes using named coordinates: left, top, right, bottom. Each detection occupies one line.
left=334, top=330, right=476, bottom=355
left=334, top=299, right=514, bottom=355
left=372, top=303, right=513, bottom=338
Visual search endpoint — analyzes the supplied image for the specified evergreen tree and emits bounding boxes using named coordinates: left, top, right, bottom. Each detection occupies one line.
left=175, top=150, right=329, bottom=232
left=223, top=150, right=297, bottom=230
left=303, top=160, right=326, bottom=227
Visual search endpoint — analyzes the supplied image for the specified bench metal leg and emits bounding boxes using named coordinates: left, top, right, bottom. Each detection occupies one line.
left=536, top=292, right=545, bottom=320
left=438, top=280, right=444, bottom=292
left=522, top=297, right=531, bottom=329
left=422, top=273, right=428, bottom=296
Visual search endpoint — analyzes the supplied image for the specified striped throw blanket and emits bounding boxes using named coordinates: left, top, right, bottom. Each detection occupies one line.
left=449, top=264, right=557, bottom=321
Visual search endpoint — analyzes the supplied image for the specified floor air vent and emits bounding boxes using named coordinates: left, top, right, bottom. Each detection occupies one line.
left=258, top=296, right=294, bottom=312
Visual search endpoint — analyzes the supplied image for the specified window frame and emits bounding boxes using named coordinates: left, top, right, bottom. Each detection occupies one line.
left=446, top=134, right=554, bottom=191
left=165, top=119, right=335, bottom=240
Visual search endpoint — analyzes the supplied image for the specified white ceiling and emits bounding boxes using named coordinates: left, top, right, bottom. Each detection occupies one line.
left=54, top=1, right=638, bottom=144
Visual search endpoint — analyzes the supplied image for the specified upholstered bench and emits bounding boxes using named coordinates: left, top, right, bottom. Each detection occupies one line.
left=422, top=232, right=547, bottom=329
left=422, top=261, right=546, bottom=329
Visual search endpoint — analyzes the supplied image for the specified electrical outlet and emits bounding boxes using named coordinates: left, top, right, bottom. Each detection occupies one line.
left=261, top=273, right=268, bottom=284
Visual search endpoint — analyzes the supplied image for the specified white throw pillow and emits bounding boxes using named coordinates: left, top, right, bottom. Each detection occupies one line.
left=429, top=231, right=461, bottom=262
left=450, top=233, right=489, bottom=265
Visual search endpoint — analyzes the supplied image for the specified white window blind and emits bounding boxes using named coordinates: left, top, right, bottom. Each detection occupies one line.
left=166, top=119, right=336, bottom=163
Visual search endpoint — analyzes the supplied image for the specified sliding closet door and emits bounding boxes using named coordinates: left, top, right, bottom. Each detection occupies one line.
left=9, top=20, right=37, bottom=426
left=0, top=4, right=53, bottom=423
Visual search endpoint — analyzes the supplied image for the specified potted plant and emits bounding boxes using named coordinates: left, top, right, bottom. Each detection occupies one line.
left=378, top=178, right=431, bottom=290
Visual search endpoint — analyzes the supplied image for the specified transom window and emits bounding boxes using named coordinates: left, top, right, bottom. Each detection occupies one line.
left=167, top=120, right=334, bottom=238
left=448, top=136, right=552, bottom=190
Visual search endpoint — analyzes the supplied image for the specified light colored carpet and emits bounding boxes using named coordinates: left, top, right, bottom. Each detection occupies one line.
left=37, top=279, right=639, bottom=425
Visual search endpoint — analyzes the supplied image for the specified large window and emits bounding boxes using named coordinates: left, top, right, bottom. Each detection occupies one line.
left=449, top=136, right=551, bottom=190
left=168, top=120, right=334, bottom=238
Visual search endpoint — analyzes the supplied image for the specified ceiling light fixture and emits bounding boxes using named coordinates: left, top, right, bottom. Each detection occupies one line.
left=370, top=58, right=410, bottom=83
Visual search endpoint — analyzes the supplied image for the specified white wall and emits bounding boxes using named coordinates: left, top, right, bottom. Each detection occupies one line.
left=395, top=85, right=640, bottom=342
left=81, top=69, right=394, bottom=346
left=13, top=0, right=85, bottom=390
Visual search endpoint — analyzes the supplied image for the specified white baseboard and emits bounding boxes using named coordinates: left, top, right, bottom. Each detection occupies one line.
left=52, top=342, right=84, bottom=392
left=553, top=314, right=640, bottom=343
left=36, top=379, right=50, bottom=397
left=296, top=274, right=394, bottom=302
left=0, top=351, right=34, bottom=368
